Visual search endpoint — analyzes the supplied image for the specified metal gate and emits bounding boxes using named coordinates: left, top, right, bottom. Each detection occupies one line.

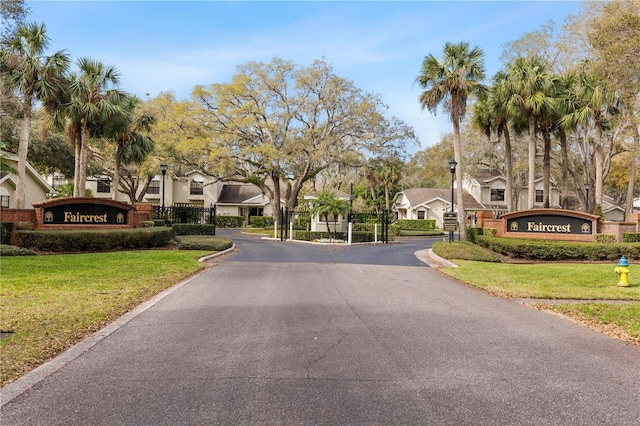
left=278, top=208, right=389, bottom=243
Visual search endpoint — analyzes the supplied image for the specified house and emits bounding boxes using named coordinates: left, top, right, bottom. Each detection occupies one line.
left=81, top=172, right=274, bottom=223
left=0, top=150, right=55, bottom=209
left=393, top=188, right=485, bottom=228
left=215, top=182, right=272, bottom=219
left=463, top=169, right=560, bottom=213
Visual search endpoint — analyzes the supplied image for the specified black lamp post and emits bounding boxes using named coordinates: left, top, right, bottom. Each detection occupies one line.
left=448, top=159, right=457, bottom=243
left=585, top=181, right=590, bottom=213
left=160, top=163, right=167, bottom=215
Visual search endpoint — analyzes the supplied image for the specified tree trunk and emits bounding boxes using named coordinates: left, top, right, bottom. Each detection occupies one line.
left=78, top=124, right=91, bottom=197
left=73, top=136, right=81, bottom=197
left=452, top=112, right=466, bottom=241
left=625, top=126, right=639, bottom=219
left=542, top=127, right=551, bottom=208
left=16, top=102, right=31, bottom=209
left=504, top=126, right=514, bottom=212
left=559, top=129, right=569, bottom=209
left=527, top=114, right=537, bottom=209
left=112, top=159, right=120, bottom=201
left=594, top=126, right=604, bottom=207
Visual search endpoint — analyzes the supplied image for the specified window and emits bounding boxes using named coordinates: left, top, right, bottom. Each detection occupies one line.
left=1, top=195, right=9, bottom=208
left=97, top=179, right=111, bottom=193
left=491, top=188, right=505, bottom=202
left=417, top=210, right=425, bottom=220
left=535, top=190, right=544, bottom=203
left=147, top=180, right=160, bottom=195
left=190, top=180, right=203, bottom=195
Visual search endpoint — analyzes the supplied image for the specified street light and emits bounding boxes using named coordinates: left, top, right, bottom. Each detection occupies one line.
left=585, top=181, right=590, bottom=213
left=448, top=159, right=457, bottom=243
left=160, top=163, right=167, bottom=215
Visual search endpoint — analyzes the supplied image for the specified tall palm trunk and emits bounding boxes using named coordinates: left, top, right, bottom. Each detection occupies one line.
left=542, top=127, right=551, bottom=208
left=503, top=126, right=514, bottom=211
left=112, top=159, right=121, bottom=201
left=594, top=126, right=604, bottom=207
left=16, top=95, right=32, bottom=209
left=625, top=127, right=638, bottom=219
left=559, top=129, right=570, bottom=209
left=76, top=124, right=91, bottom=197
left=527, top=114, right=536, bottom=209
left=452, top=112, right=465, bottom=241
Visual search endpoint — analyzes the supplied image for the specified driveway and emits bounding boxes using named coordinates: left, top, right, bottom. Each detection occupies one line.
left=1, top=233, right=639, bottom=425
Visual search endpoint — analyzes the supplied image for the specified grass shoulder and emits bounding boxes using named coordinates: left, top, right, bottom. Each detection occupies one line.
left=0, top=250, right=210, bottom=387
left=432, top=240, right=640, bottom=345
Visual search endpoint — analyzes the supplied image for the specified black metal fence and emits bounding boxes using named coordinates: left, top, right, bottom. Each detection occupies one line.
left=278, top=207, right=390, bottom=243
left=153, top=203, right=216, bottom=225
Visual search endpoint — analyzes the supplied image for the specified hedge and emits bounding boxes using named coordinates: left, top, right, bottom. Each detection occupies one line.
left=624, top=232, right=640, bottom=243
left=15, top=227, right=174, bottom=252
left=172, top=223, right=216, bottom=236
left=396, top=219, right=436, bottom=231
left=216, top=215, right=243, bottom=228
left=475, top=235, right=640, bottom=261
left=174, top=235, right=233, bottom=251
left=293, top=230, right=376, bottom=243
left=0, top=244, right=36, bottom=256
left=249, top=216, right=274, bottom=228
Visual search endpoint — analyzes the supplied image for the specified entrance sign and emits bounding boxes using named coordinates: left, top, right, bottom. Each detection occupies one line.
left=44, top=203, right=128, bottom=225
left=33, top=198, right=135, bottom=229
left=507, top=214, right=591, bottom=235
left=500, top=209, right=597, bottom=242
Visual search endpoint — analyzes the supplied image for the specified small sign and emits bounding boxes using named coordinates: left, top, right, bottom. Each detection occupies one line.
left=443, top=221, right=458, bottom=231
left=443, top=212, right=457, bottom=220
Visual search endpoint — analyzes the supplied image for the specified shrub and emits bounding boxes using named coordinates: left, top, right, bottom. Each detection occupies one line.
left=396, top=219, right=436, bottom=231
left=216, top=215, right=243, bottom=228
left=432, top=241, right=501, bottom=262
left=294, top=231, right=347, bottom=241
left=1, top=222, right=14, bottom=244
left=141, top=220, right=155, bottom=228
left=623, top=233, right=640, bottom=243
left=152, top=219, right=166, bottom=227
left=0, top=244, right=36, bottom=256
left=249, top=216, right=274, bottom=228
left=475, top=236, right=640, bottom=261
left=15, top=227, right=173, bottom=252
left=174, top=235, right=233, bottom=251
left=466, top=227, right=484, bottom=244
left=172, top=223, right=216, bottom=236
left=594, top=233, right=616, bottom=243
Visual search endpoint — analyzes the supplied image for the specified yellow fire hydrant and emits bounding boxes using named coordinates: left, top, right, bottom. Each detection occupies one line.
left=614, top=256, right=630, bottom=287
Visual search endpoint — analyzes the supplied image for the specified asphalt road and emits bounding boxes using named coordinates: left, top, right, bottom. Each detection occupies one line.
left=1, top=233, right=639, bottom=425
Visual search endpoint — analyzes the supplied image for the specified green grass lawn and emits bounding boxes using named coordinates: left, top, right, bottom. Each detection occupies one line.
left=433, top=242, right=640, bottom=345
left=0, top=250, right=208, bottom=386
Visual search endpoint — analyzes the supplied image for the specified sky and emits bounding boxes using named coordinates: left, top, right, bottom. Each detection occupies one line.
left=28, top=0, right=583, bottom=153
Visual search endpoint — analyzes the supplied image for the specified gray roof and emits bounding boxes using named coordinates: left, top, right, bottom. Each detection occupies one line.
left=217, top=183, right=264, bottom=204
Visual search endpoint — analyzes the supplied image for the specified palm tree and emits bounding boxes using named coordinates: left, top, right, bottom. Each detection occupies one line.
left=311, top=189, right=350, bottom=241
left=553, top=72, right=579, bottom=209
left=376, top=157, right=402, bottom=211
left=472, top=71, right=521, bottom=211
left=560, top=65, right=616, bottom=209
left=503, top=56, right=555, bottom=209
left=63, top=58, right=129, bottom=197
left=416, top=41, right=486, bottom=240
left=0, top=22, right=69, bottom=208
left=109, top=96, right=156, bottom=202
